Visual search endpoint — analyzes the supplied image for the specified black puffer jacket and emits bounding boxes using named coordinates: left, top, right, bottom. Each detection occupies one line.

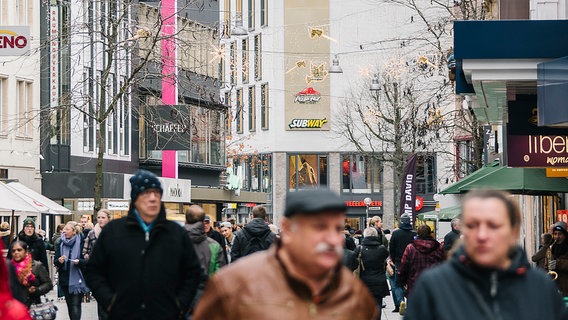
left=85, top=205, right=201, bottom=320
left=17, top=231, right=49, bottom=276
left=389, top=224, right=416, bottom=265
left=405, top=246, right=568, bottom=320
left=230, top=218, right=275, bottom=262
left=356, top=236, right=390, bottom=301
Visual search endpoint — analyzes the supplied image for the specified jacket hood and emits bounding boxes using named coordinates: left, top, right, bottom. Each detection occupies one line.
left=450, top=245, right=531, bottom=286
left=244, top=218, right=271, bottom=236
left=184, top=222, right=207, bottom=244
left=361, top=236, right=382, bottom=246
left=413, top=238, right=441, bottom=254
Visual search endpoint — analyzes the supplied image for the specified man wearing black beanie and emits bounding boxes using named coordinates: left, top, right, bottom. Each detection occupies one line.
left=85, top=169, right=201, bottom=320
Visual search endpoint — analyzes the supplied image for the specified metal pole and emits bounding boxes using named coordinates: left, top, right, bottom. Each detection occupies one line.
left=366, top=205, right=369, bottom=229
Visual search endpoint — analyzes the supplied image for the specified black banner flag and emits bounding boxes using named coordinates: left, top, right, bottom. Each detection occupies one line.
left=399, top=153, right=418, bottom=227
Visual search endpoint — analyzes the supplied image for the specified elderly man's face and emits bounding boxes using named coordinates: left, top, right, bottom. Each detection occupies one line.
left=281, top=211, right=345, bottom=276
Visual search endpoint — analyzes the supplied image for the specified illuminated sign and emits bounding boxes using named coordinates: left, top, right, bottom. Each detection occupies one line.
left=508, top=135, right=568, bottom=167
left=288, top=118, right=328, bottom=129
left=0, top=26, right=30, bottom=56
left=295, top=87, right=321, bottom=104
left=345, top=201, right=383, bottom=207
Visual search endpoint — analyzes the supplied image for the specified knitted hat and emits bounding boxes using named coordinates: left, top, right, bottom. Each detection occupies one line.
left=129, top=170, right=163, bottom=202
left=400, top=213, right=411, bottom=225
left=23, top=217, right=35, bottom=228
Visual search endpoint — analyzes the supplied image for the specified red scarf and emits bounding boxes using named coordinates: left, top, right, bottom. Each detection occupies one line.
left=11, top=254, right=36, bottom=286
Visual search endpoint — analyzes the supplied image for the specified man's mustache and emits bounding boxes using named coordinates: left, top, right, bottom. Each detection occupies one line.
left=314, top=242, right=343, bottom=256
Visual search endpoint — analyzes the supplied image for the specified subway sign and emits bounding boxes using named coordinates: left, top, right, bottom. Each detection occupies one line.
left=0, top=26, right=30, bottom=56
left=288, top=118, right=328, bottom=129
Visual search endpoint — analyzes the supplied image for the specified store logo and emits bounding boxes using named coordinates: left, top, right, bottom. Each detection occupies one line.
left=295, top=87, right=321, bottom=104
left=152, top=122, right=186, bottom=133
left=169, top=184, right=182, bottom=198
left=0, top=30, right=28, bottom=49
left=288, top=118, right=328, bottom=129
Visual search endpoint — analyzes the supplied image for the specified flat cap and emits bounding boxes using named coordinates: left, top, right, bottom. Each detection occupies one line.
left=284, top=189, right=346, bottom=217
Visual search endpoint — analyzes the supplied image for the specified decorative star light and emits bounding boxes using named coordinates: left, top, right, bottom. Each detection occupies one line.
left=305, top=62, right=329, bottom=84
left=209, top=43, right=226, bottom=63
left=308, top=26, right=338, bottom=43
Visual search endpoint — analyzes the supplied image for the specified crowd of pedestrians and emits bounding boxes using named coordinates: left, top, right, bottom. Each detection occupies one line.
left=0, top=170, right=566, bottom=319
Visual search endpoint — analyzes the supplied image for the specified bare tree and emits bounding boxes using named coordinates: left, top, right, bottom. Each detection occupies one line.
left=44, top=0, right=221, bottom=212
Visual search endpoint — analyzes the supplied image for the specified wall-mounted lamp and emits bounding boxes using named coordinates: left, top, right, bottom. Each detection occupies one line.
left=370, top=74, right=380, bottom=92
left=328, top=55, right=343, bottom=74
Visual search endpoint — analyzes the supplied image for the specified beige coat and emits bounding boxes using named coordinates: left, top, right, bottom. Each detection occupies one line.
left=193, top=244, right=378, bottom=320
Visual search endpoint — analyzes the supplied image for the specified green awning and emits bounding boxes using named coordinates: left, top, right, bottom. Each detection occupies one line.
left=440, top=163, right=568, bottom=195
left=440, top=161, right=501, bottom=194
left=417, top=205, right=461, bottom=221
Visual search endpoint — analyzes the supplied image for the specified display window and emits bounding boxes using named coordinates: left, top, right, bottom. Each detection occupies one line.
left=289, top=154, right=327, bottom=190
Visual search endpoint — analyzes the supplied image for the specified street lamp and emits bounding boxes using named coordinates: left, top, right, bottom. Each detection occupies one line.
left=328, top=55, right=343, bottom=74
left=370, top=74, right=381, bottom=92
left=363, top=197, right=372, bottom=228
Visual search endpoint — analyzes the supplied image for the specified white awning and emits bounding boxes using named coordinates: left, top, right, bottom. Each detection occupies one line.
left=0, top=182, right=42, bottom=213
left=6, top=182, right=71, bottom=215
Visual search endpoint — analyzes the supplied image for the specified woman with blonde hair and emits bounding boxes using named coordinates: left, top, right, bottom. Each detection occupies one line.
left=55, top=222, right=88, bottom=320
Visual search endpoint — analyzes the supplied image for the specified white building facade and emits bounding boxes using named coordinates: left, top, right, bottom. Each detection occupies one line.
left=221, top=0, right=455, bottom=228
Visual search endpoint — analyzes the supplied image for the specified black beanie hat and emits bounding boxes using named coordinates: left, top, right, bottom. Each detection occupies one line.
left=130, top=170, right=163, bottom=202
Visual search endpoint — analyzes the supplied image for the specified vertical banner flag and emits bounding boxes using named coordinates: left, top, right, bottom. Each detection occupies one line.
left=399, top=153, right=418, bottom=227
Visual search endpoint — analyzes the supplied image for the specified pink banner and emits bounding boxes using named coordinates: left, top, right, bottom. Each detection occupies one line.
left=162, top=150, right=178, bottom=178
left=161, top=0, right=177, bottom=105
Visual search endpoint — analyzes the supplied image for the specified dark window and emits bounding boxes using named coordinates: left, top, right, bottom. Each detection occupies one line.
left=416, top=155, right=436, bottom=194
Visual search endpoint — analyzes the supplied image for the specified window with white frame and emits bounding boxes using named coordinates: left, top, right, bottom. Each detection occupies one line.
left=17, top=80, right=33, bottom=138
left=261, top=0, right=268, bottom=27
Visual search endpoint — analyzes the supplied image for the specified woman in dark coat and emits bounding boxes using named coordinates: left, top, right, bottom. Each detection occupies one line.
left=9, top=241, right=53, bottom=307
left=55, top=222, right=88, bottom=320
left=15, top=218, right=49, bottom=276
left=355, top=227, right=390, bottom=319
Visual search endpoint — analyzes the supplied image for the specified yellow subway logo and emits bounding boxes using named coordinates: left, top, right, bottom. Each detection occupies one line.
left=289, top=118, right=328, bottom=129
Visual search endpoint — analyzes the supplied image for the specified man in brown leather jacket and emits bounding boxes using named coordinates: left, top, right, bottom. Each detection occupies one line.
left=193, top=189, right=378, bottom=320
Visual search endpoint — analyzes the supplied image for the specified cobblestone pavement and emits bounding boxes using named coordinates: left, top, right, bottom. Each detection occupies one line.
left=46, top=289, right=98, bottom=320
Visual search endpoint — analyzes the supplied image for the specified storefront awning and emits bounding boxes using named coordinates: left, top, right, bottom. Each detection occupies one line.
left=440, top=164, right=568, bottom=194
left=417, top=205, right=461, bottom=221
left=6, top=182, right=71, bottom=215
left=440, top=161, right=501, bottom=195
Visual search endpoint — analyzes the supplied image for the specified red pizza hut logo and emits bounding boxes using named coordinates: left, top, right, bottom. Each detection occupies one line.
left=294, top=87, right=321, bottom=104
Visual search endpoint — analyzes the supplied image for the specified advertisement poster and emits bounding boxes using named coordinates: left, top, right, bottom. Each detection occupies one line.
left=289, top=155, right=319, bottom=189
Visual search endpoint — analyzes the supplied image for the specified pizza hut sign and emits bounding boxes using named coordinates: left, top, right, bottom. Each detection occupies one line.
left=294, top=87, right=321, bottom=104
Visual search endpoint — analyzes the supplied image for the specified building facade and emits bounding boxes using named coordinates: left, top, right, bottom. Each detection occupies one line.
left=221, top=0, right=455, bottom=228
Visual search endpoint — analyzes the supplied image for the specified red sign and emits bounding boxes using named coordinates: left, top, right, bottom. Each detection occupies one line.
left=508, top=135, right=568, bottom=167
left=415, top=196, right=424, bottom=211
left=558, top=210, right=568, bottom=223
left=244, top=203, right=257, bottom=208
left=294, top=87, right=321, bottom=104
left=345, top=201, right=382, bottom=207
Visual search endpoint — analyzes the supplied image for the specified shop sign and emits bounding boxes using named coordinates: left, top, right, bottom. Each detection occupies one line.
left=345, top=200, right=383, bottom=207
left=77, top=200, right=94, bottom=211
left=225, top=203, right=237, bottom=209
left=546, top=168, right=568, bottom=177
left=368, top=206, right=381, bottom=211
left=558, top=210, right=568, bottom=223
left=244, top=203, right=257, bottom=207
left=107, top=201, right=129, bottom=210
left=288, top=118, right=327, bottom=129
left=0, top=26, right=30, bottom=56
left=507, top=135, right=568, bottom=167
left=123, top=174, right=191, bottom=203
left=415, top=196, right=424, bottom=211
left=295, top=87, right=321, bottom=104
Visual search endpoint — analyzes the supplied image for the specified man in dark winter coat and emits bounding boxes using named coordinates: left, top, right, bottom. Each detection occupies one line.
left=442, top=217, right=461, bottom=253
left=230, top=205, right=275, bottom=262
left=16, top=218, right=49, bottom=276
left=387, top=213, right=415, bottom=313
left=85, top=170, right=201, bottom=320
left=549, top=221, right=568, bottom=296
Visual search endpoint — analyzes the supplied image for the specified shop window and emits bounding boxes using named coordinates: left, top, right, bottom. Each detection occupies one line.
left=289, top=154, right=327, bottom=190
left=342, top=154, right=382, bottom=194
left=416, top=154, right=436, bottom=194
left=457, top=139, right=475, bottom=179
